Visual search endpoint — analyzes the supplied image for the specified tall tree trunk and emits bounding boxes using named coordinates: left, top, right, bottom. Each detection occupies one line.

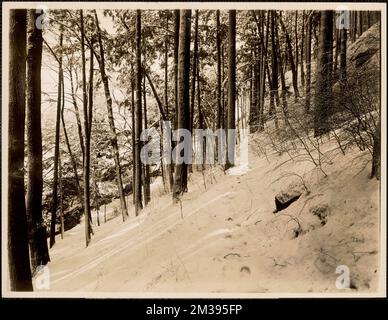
left=216, top=10, right=223, bottom=161
left=314, top=11, right=334, bottom=137
left=143, top=75, right=151, bottom=204
left=49, top=32, right=63, bottom=248
left=258, top=11, right=268, bottom=131
left=131, top=73, right=136, bottom=204
left=305, top=13, right=312, bottom=112
left=69, top=67, right=85, bottom=159
left=173, top=10, right=192, bottom=200
left=278, top=13, right=299, bottom=99
left=8, top=9, right=33, bottom=291
left=294, top=11, right=299, bottom=87
left=250, top=46, right=258, bottom=132
left=339, top=17, right=347, bottom=88
left=190, top=10, right=198, bottom=134
left=58, top=151, right=64, bottom=239
left=95, top=11, right=128, bottom=220
left=26, top=10, right=50, bottom=270
left=135, top=10, right=143, bottom=215
left=275, top=14, right=289, bottom=116
left=270, top=11, right=280, bottom=127
left=357, top=11, right=363, bottom=38
left=164, top=13, right=174, bottom=192
left=225, top=10, right=236, bottom=170
left=80, top=10, right=91, bottom=246
left=300, top=10, right=305, bottom=87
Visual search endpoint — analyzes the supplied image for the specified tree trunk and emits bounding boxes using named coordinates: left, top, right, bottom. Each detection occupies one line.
left=300, top=10, right=306, bottom=87
left=58, top=150, right=64, bottom=239
left=131, top=69, right=136, bottom=205
left=25, top=9, right=50, bottom=271
left=49, top=32, right=63, bottom=248
left=250, top=47, right=258, bottom=132
left=278, top=13, right=299, bottom=99
left=164, top=13, right=174, bottom=192
left=95, top=11, right=128, bottom=220
left=294, top=11, right=299, bottom=87
left=143, top=75, right=151, bottom=204
left=8, top=9, right=33, bottom=291
left=134, top=10, right=143, bottom=215
left=305, top=13, right=312, bottom=112
left=339, top=20, right=347, bottom=88
left=270, top=11, right=280, bottom=127
left=371, top=119, right=380, bottom=179
left=258, top=11, right=268, bottom=131
left=314, top=11, right=334, bottom=137
left=80, top=10, right=91, bottom=246
left=276, top=15, right=289, bottom=116
left=216, top=10, right=223, bottom=161
left=173, top=10, right=192, bottom=200
left=190, top=10, right=198, bottom=134
left=357, top=11, right=363, bottom=38
left=225, top=10, right=236, bottom=170
left=69, top=67, right=85, bottom=159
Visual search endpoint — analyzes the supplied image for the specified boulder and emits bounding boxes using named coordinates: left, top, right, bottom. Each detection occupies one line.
left=273, top=184, right=303, bottom=213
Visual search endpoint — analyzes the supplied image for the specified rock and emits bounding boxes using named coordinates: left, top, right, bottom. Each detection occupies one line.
left=310, top=204, right=330, bottom=226
left=273, top=188, right=302, bottom=213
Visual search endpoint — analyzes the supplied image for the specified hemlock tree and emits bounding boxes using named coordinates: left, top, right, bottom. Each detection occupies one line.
left=49, top=32, right=63, bottom=248
left=26, top=9, right=50, bottom=270
left=95, top=11, right=129, bottom=220
left=225, top=10, right=236, bottom=170
left=134, top=9, right=143, bottom=215
left=173, top=9, right=192, bottom=200
left=8, top=9, right=33, bottom=291
left=314, top=11, right=334, bottom=137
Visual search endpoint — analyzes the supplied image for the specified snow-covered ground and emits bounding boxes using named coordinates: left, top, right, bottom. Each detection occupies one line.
left=38, top=131, right=380, bottom=296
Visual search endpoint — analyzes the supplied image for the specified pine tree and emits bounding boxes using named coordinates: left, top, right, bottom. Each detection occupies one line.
left=26, top=9, right=50, bottom=269
left=8, top=9, right=33, bottom=291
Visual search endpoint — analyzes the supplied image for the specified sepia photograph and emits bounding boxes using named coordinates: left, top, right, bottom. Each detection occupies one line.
left=1, top=2, right=386, bottom=299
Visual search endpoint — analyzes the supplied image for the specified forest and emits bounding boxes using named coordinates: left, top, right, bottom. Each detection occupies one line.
left=6, top=7, right=382, bottom=293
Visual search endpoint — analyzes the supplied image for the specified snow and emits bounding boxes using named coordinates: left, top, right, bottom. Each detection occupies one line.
left=38, top=131, right=380, bottom=295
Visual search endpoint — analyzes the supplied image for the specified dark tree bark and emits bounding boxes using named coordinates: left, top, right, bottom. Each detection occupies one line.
left=69, top=67, right=85, bottom=159
left=26, top=10, right=50, bottom=271
left=58, top=150, right=64, bottom=239
left=95, top=11, right=128, bottom=220
left=190, top=10, right=199, bottom=134
left=225, top=10, right=236, bottom=170
left=305, top=13, right=312, bottom=112
left=314, top=11, right=334, bottom=137
left=131, top=71, right=136, bottom=204
left=80, top=10, right=91, bottom=246
left=294, top=11, right=299, bottom=87
left=275, top=14, right=289, bottom=116
left=49, top=32, right=63, bottom=248
left=134, top=10, right=143, bottom=215
left=300, top=10, right=306, bottom=87
left=173, top=9, right=180, bottom=130
left=216, top=10, right=222, bottom=131
left=278, top=13, right=299, bottom=99
left=339, top=20, right=347, bottom=87
left=173, top=10, right=192, bottom=200
left=163, top=13, right=174, bottom=191
left=258, top=11, right=269, bottom=131
left=357, top=11, right=363, bottom=38
left=270, top=11, right=280, bottom=127
left=8, top=9, right=33, bottom=291
left=371, top=119, right=380, bottom=180
left=143, top=75, right=151, bottom=204
left=250, top=46, right=258, bottom=132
